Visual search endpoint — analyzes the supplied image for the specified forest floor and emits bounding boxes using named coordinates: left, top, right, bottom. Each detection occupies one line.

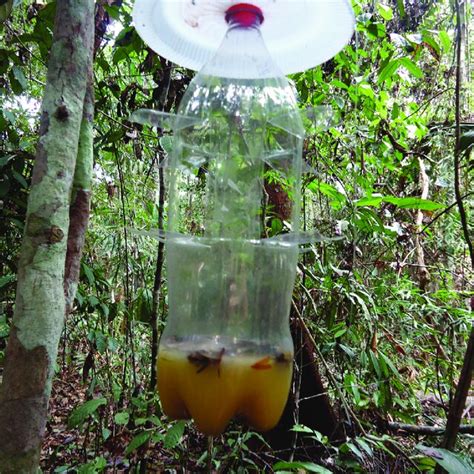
left=39, top=358, right=473, bottom=472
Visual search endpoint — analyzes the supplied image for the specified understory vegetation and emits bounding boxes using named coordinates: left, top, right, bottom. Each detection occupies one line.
left=0, top=0, right=473, bottom=472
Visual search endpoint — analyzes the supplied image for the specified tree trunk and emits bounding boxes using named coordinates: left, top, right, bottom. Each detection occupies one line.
left=0, top=2, right=94, bottom=472
left=64, top=78, right=94, bottom=316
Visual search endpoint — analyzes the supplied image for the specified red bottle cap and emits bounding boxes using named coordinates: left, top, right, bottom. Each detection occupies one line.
left=225, top=3, right=264, bottom=27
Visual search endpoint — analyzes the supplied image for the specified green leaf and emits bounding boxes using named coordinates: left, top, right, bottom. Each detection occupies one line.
left=345, top=440, right=365, bottom=460
left=422, top=32, right=441, bottom=58
left=460, top=130, right=474, bottom=151
left=102, top=428, right=111, bottom=441
left=291, top=424, right=314, bottom=434
left=356, top=438, right=374, bottom=457
left=366, top=22, right=386, bottom=39
left=334, top=327, right=347, bottom=338
left=68, top=398, right=106, bottom=428
left=439, top=31, right=451, bottom=52
left=273, top=461, right=332, bottom=473
left=355, top=196, right=383, bottom=207
left=356, top=195, right=444, bottom=211
left=307, top=181, right=346, bottom=209
left=159, top=136, right=174, bottom=154
left=0, top=155, right=14, bottom=167
left=104, top=4, right=120, bottom=20
left=114, top=411, right=130, bottom=425
left=3, top=110, right=15, bottom=124
left=377, top=3, right=394, bottom=21
left=379, top=352, right=399, bottom=377
left=396, top=0, right=405, bottom=17
left=399, top=58, right=423, bottom=78
left=12, top=66, right=27, bottom=90
left=124, top=431, right=151, bottom=455
left=383, top=196, right=444, bottom=210
left=417, top=445, right=474, bottom=474
left=378, top=59, right=400, bottom=83
left=77, top=456, right=107, bottom=474
left=112, top=47, right=128, bottom=64
left=0, top=0, right=13, bottom=23
left=82, top=263, right=95, bottom=285
left=163, top=420, right=186, bottom=449
left=12, top=170, right=27, bottom=188
left=369, top=350, right=382, bottom=378
left=344, top=373, right=361, bottom=404
left=331, top=79, right=349, bottom=90
left=358, top=82, right=375, bottom=99
left=88, top=295, right=99, bottom=308
left=0, top=273, right=15, bottom=289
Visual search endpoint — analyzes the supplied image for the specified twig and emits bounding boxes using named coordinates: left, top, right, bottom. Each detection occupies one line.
left=5, top=23, right=47, bottom=67
left=419, top=192, right=474, bottom=234
left=405, top=88, right=454, bottom=119
left=388, top=422, right=474, bottom=436
left=298, top=282, right=320, bottom=322
left=384, top=438, right=422, bottom=473
left=96, top=109, right=159, bottom=140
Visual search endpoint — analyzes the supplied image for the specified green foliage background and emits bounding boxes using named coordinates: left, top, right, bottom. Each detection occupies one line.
left=0, top=0, right=472, bottom=472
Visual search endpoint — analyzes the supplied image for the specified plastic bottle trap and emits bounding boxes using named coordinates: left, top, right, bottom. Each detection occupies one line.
left=132, top=0, right=355, bottom=435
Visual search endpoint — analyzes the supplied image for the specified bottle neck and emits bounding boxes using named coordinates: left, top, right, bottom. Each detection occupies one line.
left=226, top=21, right=260, bottom=33
left=197, top=3, right=283, bottom=79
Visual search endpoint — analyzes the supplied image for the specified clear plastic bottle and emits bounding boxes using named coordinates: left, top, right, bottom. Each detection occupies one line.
left=157, top=6, right=304, bottom=435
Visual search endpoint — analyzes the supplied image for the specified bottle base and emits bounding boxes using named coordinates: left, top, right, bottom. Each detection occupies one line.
left=157, top=343, right=293, bottom=435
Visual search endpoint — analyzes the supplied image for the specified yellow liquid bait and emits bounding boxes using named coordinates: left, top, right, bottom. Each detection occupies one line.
left=157, top=345, right=293, bottom=436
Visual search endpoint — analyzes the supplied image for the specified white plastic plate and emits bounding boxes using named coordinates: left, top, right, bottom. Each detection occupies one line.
left=133, top=0, right=355, bottom=75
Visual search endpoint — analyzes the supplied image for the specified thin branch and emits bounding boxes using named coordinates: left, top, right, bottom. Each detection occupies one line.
left=419, top=192, right=474, bottom=234
left=405, top=88, right=454, bottom=120
left=96, top=109, right=159, bottom=140
left=388, top=422, right=474, bottom=436
left=5, top=23, right=47, bottom=67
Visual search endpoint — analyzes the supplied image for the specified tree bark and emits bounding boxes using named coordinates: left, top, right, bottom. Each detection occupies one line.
left=64, top=77, right=94, bottom=316
left=0, top=2, right=94, bottom=472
